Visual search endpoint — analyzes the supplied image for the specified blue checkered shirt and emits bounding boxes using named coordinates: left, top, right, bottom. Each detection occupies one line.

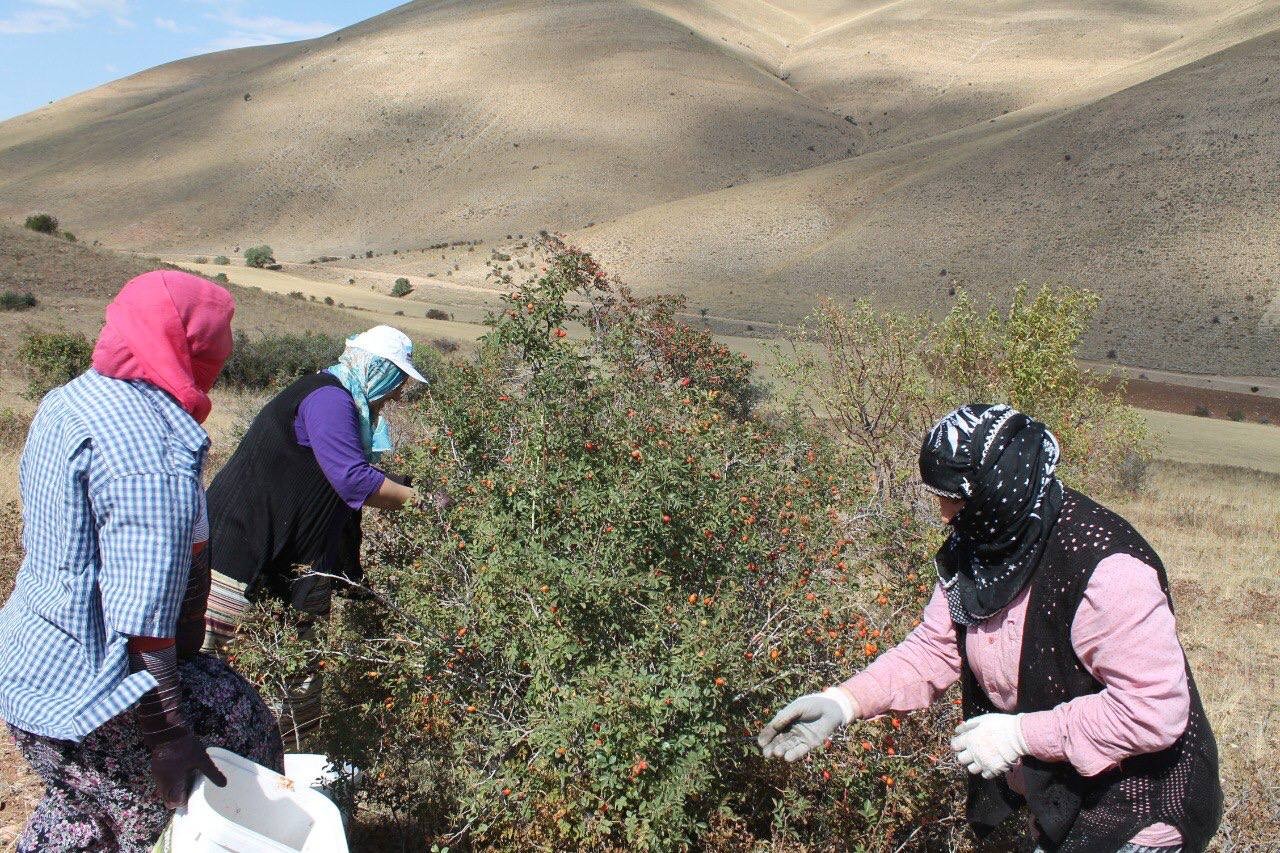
left=0, top=370, right=207, bottom=741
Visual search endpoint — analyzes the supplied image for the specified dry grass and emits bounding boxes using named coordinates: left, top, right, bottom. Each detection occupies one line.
left=1142, top=410, right=1280, bottom=475
left=1114, top=462, right=1280, bottom=849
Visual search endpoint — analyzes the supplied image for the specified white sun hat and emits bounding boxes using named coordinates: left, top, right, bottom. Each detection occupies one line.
left=347, top=325, right=427, bottom=383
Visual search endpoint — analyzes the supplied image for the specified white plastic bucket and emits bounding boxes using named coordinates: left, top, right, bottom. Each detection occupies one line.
left=154, top=747, right=348, bottom=853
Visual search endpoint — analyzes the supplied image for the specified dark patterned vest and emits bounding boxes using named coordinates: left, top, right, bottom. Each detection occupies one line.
left=207, top=373, right=363, bottom=602
left=959, top=489, right=1221, bottom=852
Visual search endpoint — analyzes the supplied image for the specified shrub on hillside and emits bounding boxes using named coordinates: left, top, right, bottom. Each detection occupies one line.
left=213, top=255, right=231, bottom=265
left=23, top=213, right=58, bottom=234
left=218, top=331, right=346, bottom=390
left=244, top=245, right=276, bottom=269
left=212, top=273, right=230, bottom=284
left=425, top=308, right=451, bottom=321
left=0, top=291, right=37, bottom=312
left=194, top=256, right=209, bottom=265
left=231, top=242, right=1149, bottom=850
left=0, top=408, right=31, bottom=450
left=231, top=237, right=964, bottom=851
left=18, top=331, right=93, bottom=399
left=392, top=278, right=413, bottom=298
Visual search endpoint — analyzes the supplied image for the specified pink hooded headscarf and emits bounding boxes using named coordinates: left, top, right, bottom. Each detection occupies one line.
left=92, top=270, right=235, bottom=424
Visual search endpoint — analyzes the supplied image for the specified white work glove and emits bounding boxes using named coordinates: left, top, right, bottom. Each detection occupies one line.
left=757, top=688, right=859, bottom=763
left=950, top=713, right=1029, bottom=779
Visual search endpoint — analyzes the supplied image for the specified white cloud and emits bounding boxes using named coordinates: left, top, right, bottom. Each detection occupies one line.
left=0, top=9, right=69, bottom=33
left=198, top=5, right=337, bottom=53
left=0, top=0, right=132, bottom=35
left=218, top=12, right=334, bottom=40
left=153, top=16, right=189, bottom=33
left=205, top=31, right=278, bottom=50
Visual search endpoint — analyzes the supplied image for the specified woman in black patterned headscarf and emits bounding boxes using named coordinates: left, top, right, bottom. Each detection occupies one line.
left=760, top=404, right=1220, bottom=853
left=918, top=403, right=1063, bottom=626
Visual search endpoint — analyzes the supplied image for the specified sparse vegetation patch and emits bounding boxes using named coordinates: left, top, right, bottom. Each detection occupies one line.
left=219, top=331, right=346, bottom=390
left=17, top=330, right=93, bottom=399
left=0, top=291, right=38, bottom=312
left=22, top=213, right=58, bottom=234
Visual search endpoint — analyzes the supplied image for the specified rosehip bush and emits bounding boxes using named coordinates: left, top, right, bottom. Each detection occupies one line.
left=233, top=237, right=964, bottom=851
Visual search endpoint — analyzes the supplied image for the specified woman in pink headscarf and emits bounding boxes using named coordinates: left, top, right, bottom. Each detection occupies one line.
left=0, top=271, right=284, bottom=852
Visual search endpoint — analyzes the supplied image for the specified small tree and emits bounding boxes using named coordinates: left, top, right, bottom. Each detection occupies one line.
left=18, top=331, right=93, bottom=398
left=23, top=213, right=58, bottom=234
left=213, top=255, right=231, bottom=265
left=244, top=245, right=275, bottom=268
left=391, top=277, right=413, bottom=298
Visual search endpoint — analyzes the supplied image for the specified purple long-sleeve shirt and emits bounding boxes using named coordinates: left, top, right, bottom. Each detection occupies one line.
left=293, top=385, right=386, bottom=509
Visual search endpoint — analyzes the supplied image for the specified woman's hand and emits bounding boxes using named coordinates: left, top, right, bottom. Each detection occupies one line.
left=757, top=688, right=858, bottom=762
left=364, top=475, right=416, bottom=509
left=148, top=731, right=227, bottom=808
left=951, top=713, right=1029, bottom=779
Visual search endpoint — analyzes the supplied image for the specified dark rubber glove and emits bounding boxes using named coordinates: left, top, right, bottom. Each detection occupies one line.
left=128, top=641, right=227, bottom=808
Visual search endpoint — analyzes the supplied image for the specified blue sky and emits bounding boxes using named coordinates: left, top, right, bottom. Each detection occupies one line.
left=0, top=0, right=400, bottom=120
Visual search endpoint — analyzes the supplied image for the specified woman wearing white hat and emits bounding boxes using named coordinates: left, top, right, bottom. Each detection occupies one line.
left=203, top=325, right=428, bottom=746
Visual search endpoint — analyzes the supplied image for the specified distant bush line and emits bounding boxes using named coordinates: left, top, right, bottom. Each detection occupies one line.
left=219, top=331, right=346, bottom=390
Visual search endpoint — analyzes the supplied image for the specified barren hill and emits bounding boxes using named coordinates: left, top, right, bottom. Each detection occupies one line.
left=2, top=0, right=1279, bottom=374
left=0, top=225, right=363, bottom=402
left=0, top=0, right=858, bottom=258
left=577, top=15, right=1280, bottom=374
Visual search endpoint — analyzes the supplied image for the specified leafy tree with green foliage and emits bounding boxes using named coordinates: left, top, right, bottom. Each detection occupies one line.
left=219, top=331, right=346, bottom=390
left=392, top=277, right=413, bottom=298
left=18, top=331, right=92, bottom=399
left=231, top=241, right=1146, bottom=851
left=244, top=245, right=276, bottom=268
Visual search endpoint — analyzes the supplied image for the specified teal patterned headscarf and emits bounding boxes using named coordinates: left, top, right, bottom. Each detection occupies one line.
left=326, top=338, right=407, bottom=463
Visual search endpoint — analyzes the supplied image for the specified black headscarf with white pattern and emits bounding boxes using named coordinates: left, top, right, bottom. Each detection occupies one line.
left=919, top=404, right=1063, bottom=625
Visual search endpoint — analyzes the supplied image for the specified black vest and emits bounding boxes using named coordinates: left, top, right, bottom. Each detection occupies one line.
left=207, top=373, right=362, bottom=601
left=960, top=490, right=1221, bottom=852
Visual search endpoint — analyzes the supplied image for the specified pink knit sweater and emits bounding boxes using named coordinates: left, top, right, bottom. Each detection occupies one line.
left=836, top=553, right=1189, bottom=846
